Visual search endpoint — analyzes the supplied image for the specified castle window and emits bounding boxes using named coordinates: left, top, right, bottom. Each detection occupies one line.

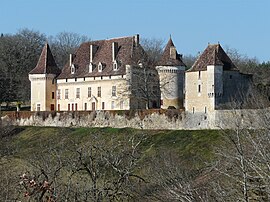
left=57, top=89, right=61, bottom=99
left=52, top=92, right=55, bottom=99
left=52, top=79, right=55, bottom=84
left=58, top=104, right=60, bottom=111
left=198, top=71, right=201, bottom=79
left=198, top=84, right=201, bottom=93
left=88, top=87, right=91, bottom=97
left=66, top=78, right=68, bottom=82
left=50, top=104, right=55, bottom=111
left=113, top=61, right=118, bottom=71
left=36, top=104, right=41, bottom=111
left=68, top=104, right=70, bottom=111
left=204, top=106, right=207, bottom=113
left=120, top=101, right=123, bottom=109
left=102, top=102, right=105, bottom=109
left=84, top=103, right=87, bottom=111
left=75, top=78, right=77, bottom=82
left=98, top=62, right=103, bottom=72
left=76, top=88, right=80, bottom=99
left=65, top=89, right=69, bottom=99
left=71, top=64, right=75, bottom=74
left=112, top=86, right=116, bottom=96
left=98, top=87, right=101, bottom=97
left=193, top=107, right=195, bottom=114
left=75, top=103, right=78, bottom=111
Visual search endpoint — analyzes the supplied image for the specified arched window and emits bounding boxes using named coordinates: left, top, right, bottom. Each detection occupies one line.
left=113, top=61, right=118, bottom=71
left=71, top=64, right=75, bottom=74
left=98, top=62, right=103, bottom=72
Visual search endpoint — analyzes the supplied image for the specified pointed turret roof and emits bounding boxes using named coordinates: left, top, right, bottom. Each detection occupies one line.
left=157, top=36, right=186, bottom=67
left=29, top=43, right=61, bottom=75
left=188, top=43, right=238, bottom=71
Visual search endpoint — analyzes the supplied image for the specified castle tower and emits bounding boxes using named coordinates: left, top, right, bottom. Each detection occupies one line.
left=185, top=43, right=246, bottom=113
left=156, top=36, right=186, bottom=109
left=29, top=43, right=61, bottom=111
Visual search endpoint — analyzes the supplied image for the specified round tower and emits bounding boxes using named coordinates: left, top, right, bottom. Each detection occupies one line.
left=156, top=37, right=186, bottom=109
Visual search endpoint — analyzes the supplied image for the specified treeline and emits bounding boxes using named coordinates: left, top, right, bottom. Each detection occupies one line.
left=0, top=28, right=269, bottom=105
left=0, top=29, right=89, bottom=104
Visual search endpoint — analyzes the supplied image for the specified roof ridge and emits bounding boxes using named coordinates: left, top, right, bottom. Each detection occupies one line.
left=188, top=43, right=238, bottom=71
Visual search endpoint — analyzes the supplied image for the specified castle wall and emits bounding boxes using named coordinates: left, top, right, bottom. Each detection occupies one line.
left=185, top=70, right=211, bottom=113
left=56, top=75, right=129, bottom=111
left=215, top=71, right=252, bottom=109
left=29, top=74, right=56, bottom=111
left=2, top=108, right=268, bottom=130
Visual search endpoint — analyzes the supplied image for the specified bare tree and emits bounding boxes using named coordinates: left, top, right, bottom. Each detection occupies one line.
left=70, top=134, right=146, bottom=201
left=49, top=32, right=90, bottom=68
left=212, top=90, right=270, bottom=201
left=140, top=37, right=164, bottom=67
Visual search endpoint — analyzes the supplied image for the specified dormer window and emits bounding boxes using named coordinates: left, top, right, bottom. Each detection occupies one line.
left=71, top=64, right=75, bottom=74
left=98, top=62, right=103, bottom=72
left=113, top=61, right=118, bottom=71
left=89, top=62, right=93, bottom=73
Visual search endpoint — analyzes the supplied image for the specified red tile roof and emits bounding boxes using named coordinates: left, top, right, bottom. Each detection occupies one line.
left=57, top=35, right=148, bottom=79
left=157, top=37, right=186, bottom=67
left=29, top=43, right=61, bottom=75
left=188, top=43, right=238, bottom=72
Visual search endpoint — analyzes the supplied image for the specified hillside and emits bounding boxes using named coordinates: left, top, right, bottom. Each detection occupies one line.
left=0, top=126, right=222, bottom=201
left=1, top=126, right=269, bottom=201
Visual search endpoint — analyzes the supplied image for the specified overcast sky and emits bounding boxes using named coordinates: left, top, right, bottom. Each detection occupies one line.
left=1, top=0, right=269, bottom=62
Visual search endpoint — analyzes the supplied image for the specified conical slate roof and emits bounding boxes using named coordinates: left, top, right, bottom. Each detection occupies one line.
left=158, top=37, right=186, bottom=67
left=29, top=43, right=61, bottom=75
left=188, top=43, right=238, bottom=71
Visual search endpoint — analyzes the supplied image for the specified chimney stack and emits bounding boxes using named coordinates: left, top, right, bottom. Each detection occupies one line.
left=170, top=46, right=177, bottom=59
left=112, top=42, right=118, bottom=61
left=134, top=34, right=139, bottom=46
left=69, top=54, right=73, bottom=66
left=90, top=44, right=98, bottom=63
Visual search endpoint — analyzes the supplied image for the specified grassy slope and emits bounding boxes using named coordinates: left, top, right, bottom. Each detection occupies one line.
left=2, top=126, right=222, bottom=170
left=0, top=126, right=224, bottom=200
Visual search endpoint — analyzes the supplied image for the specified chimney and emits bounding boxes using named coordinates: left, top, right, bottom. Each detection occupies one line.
left=134, top=34, right=139, bottom=46
left=170, top=46, right=177, bottom=59
left=112, top=42, right=118, bottom=61
left=69, top=54, right=73, bottom=66
left=90, top=44, right=98, bottom=63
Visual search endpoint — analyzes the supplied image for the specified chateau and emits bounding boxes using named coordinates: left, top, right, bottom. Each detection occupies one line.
left=29, top=34, right=252, bottom=113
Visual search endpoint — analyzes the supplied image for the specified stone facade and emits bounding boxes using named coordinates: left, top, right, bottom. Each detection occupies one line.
left=185, top=44, right=252, bottom=113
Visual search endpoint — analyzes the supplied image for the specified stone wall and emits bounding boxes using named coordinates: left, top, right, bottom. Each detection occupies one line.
left=1, top=108, right=268, bottom=130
